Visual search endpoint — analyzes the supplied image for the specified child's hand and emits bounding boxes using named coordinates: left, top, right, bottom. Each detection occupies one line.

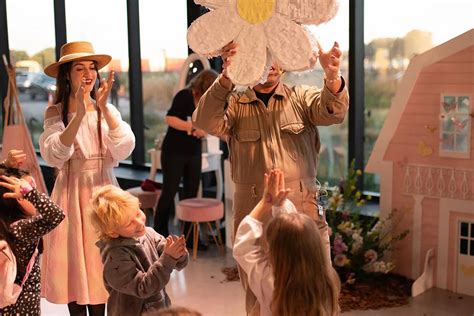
left=318, top=41, right=342, bottom=80
left=171, top=235, right=186, bottom=247
left=170, top=234, right=186, bottom=250
left=96, top=71, right=114, bottom=113
left=192, top=128, right=207, bottom=139
left=164, top=236, right=187, bottom=260
left=173, top=235, right=188, bottom=257
left=220, top=41, right=238, bottom=83
left=0, top=175, right=34, bottom=199
left=74, top=81, right=87, bottom=119
left=4, top=149, right=26, bottom=168
left=262, top=169, right=290, bottom=207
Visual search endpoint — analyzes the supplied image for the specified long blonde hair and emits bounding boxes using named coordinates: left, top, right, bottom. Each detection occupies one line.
left=267, top=213, right=341, bottom=316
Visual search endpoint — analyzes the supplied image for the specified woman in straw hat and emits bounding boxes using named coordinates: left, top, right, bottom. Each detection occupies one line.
left=39, top=41, right=135, bottom=315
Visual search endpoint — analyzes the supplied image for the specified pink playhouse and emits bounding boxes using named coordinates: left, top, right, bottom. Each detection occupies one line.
left=366, top=29, right=474, bottom=296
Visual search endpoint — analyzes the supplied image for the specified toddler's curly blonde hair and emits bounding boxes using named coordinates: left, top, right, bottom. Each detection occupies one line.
left=90, top=185, right=140, bottom=240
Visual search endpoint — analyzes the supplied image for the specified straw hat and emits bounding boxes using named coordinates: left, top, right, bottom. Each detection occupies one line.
left=44, top=41, right=111, bottom=78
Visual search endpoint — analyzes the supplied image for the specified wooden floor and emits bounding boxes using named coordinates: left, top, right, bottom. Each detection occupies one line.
left=41, top=245, right=474, bottom=315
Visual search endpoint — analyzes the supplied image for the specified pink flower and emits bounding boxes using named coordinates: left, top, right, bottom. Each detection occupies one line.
left=351, top=233, right=363, bottom=254
left=346, top=272, right=356, bottom=284
left=341, top=211, right=350, bottom=221
left=337, top=221, right=355, bottom=236
left=364, top=249, right=378, bottom=263
left=363, top=261, right=393, bottom=273
left=332, top=234, right=348, bottom=255
left=334, top=254, right=349, bottom=267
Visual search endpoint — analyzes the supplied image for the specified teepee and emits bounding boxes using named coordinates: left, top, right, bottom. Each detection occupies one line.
left=2, top=55, right=47, bottom=193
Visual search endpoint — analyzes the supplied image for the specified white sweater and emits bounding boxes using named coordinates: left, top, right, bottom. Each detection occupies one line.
left=233, top=215, right=274, bottom=316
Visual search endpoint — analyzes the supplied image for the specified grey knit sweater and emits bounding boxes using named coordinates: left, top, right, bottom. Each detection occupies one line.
left=96, top=227, right=188, bottom=316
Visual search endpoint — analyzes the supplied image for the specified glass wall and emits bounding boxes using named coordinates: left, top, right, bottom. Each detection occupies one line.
left=139, top=1, right=188, bottom=162
left=6, top=0, right=55, bottom=149
left=364, top=0, right=474, bottom=192
left=282, top=0, right=349, bottom=186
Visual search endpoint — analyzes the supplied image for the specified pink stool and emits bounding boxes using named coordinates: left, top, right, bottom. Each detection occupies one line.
left=126, top=149, right=162, bottom=226
left=176, top=197, right=224, bottom=260
left=126, top=187, right=161, bottom=227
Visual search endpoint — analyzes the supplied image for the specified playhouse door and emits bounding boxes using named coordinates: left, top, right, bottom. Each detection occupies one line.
left=457, top=221, right=474, bottom=296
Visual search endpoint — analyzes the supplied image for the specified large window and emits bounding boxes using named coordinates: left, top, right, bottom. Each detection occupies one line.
left=282, top=0, right=349, bottom=185
left=364, top=0, right=474, bottom=192
left=6, top=0, right=55, bottom=149
left=139, top=1, right=188, bottom=161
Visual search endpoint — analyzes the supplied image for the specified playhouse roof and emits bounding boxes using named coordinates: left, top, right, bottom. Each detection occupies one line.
left=366, top=29, right=474, bottom=174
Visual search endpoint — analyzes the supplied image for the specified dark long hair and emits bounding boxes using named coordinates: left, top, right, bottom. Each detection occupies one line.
left=0, top=167, right=44, bottom=278
left=54, top=61, right=103, bottom=155
left=0, top=167, right=30, bottom=243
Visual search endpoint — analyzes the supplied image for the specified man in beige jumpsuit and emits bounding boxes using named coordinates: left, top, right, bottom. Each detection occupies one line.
left=193, top=42, right=348, bottom=315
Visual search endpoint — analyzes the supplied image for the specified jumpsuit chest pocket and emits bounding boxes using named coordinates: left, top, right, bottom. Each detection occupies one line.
left=281, top=123, right=305, bottom=134
left=236, top=129, right=261, bottom=142
left=280, top=122, right=305, bottom=161
left=232, top=129, right=261, bottom=167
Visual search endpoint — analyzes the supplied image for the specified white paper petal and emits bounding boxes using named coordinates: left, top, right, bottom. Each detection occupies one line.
left=228, top=24, right=268, bottom=86
left=275, top=0, right=339, bottom=25
left=195, top=0, right=230, bottom=10
left=187, top=9, right=244, bottom=57
left=258, top=50, right=274, bottom=84
left=234, top=51, right=272, bottom=90
left=303, top=25, right=319, bottom=52
left=265, top=14, right=313, bottom=71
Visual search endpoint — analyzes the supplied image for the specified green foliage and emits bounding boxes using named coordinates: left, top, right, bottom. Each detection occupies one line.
left=9, top=47, right=55, bottom=68
left=31, top=48, right=55, bottom=68
left=9, top=50, right=29, bottom=63
left=323, top=160, right=409, bottom=284
left=364, top=75, right=397, bottom=110
left=363, top=71, right=399, bottom=192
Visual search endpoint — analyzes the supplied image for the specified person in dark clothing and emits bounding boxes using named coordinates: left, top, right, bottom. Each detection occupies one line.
left=154, top=69, right=218, bottom=248
left=110, top=71, right=120, bottom=107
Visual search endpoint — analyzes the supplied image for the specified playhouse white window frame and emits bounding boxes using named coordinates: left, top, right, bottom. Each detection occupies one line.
left=439, top=94, right=472, bottom=159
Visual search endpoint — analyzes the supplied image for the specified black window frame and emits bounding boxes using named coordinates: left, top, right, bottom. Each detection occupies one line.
left=0, top=0, right=369, bottom=194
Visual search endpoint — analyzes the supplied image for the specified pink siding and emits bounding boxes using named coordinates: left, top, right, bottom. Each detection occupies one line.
left=437, top=47, right=474, bottom=63
left=392, top=210, right=413, bottom=277
left=417, top=73, right=474, bottom=84
left=385, top=143, right=474, bottom=170
left=390, top=164, right=415, bottom=278
left=405, top=93, right=444, bottom=106
left=410, top=83, right=473, bottom=94
left=423, top=46, right=474, bottom=73
left=423, top=62, right=474, bottom=73
left=385, top=45, right=474, bottom=169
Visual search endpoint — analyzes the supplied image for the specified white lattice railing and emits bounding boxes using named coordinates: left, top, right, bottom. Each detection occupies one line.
left=403, top=164, right=473, bottom=200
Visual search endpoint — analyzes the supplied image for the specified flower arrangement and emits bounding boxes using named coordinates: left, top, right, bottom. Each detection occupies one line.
left=322, top=161, right=409, bottom=284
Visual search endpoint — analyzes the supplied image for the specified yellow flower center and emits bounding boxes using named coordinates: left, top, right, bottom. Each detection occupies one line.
left=236, top=0, right=275, bottom=24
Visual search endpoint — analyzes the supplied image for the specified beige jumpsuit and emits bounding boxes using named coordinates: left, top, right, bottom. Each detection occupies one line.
left=193, top=77, right=349, bottom=315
